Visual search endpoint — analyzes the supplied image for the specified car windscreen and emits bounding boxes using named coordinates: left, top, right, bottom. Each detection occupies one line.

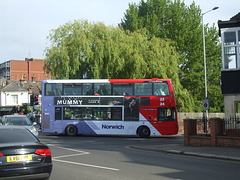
left=4, top=117, right=32, bottom=126
left=0, top=129, right=38, bottom=143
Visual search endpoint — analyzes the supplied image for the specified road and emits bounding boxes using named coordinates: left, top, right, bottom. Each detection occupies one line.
left=38, top=132, right=240, bottom=180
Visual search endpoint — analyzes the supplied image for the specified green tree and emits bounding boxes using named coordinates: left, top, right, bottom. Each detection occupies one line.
left=119, top=0, right=223, bottom=112
left=44, top=20, right=194, bottom=111
left=27, top=107, right=32, bottom=113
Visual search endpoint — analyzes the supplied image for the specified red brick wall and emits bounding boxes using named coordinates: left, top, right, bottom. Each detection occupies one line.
left=184, top=119, right=197, bottom=146
left=10, top=59, right=50, bottom=81
left=188, top=136, right=211, bottom=146
left=184, top=119, right=240, bottom=147
left=217, top=137, right=240, bottom=147
left=10, top=61, right=28, bottom=80
left=28, top=60, right=49, bottom=81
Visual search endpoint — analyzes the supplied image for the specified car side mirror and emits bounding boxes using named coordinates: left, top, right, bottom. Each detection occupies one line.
left=33, top=122, right=37, bottom=126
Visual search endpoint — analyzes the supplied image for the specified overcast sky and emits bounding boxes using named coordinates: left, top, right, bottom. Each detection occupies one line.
left=0, top=0, right=239, bottom=63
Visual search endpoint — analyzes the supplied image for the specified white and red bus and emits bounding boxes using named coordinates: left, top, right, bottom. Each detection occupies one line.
left=41, top=79, right=178, bottom=137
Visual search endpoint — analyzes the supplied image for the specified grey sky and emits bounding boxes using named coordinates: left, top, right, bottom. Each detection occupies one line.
left=0, top=0, right=239, bottom=63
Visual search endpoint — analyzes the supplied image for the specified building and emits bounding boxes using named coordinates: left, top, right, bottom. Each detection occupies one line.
left=0, top=82, right=29, bottom=107
left=0, top=58, right=51, bottom=81
left=0, top=79, right=42, bottom=115
left=218, top=13, right=240, bottom=118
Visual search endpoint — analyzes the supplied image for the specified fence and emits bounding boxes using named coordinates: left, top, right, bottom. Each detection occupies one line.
left=224, top=117, right=240, bottom=137
left=184, top=118, right=240, bottom=147
left=193, top=118, right=240, bottom=137
left=177, top=112, right=225, bottom=134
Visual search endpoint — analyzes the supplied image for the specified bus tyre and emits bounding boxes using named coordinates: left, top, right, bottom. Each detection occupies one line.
left=138, top=126, right=150, bottom=138
left=65, top=125, right=78, bottom=136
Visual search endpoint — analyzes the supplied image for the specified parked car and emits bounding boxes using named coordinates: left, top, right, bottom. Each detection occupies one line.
left=1, top=115, right=38, bottom=137
left=0, top=126, right=52, bottom=179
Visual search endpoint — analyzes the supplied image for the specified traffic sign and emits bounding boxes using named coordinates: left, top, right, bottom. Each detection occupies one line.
left=203, top=98, right=209, bottom=110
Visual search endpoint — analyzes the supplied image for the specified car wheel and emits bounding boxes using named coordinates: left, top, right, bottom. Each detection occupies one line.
left=138, top=126, right=150, bottom=138
left=65, top=125, right=78, bottom=136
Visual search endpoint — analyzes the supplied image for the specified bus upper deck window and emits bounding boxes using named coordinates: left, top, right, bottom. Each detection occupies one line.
left=94, top=84, right=111, bottom=95
left=45, top=83, right=62, bottom=96
left=134, top=83, right=152, bottom=96
left=113, top=83, right=133, bottom=96
left=64, top=83, right=82, bottom=95
left=154, top=83, right=170, bottom=96
left=83, top=84, right=94, bottom=95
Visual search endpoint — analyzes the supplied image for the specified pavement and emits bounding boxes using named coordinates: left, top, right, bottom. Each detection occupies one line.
left=130, top=135, right=240, bottom=162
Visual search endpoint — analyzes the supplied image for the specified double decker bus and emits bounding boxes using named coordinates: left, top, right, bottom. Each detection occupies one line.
left=41, top=78, right=178, bottom=137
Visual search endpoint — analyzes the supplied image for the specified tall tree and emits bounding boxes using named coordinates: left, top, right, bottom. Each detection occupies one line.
left=44, top=20, right=194, bottom=111
left=119, top=0, right=223, bottom=112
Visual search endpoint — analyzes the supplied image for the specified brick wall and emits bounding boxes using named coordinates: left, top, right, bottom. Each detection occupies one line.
left=178, top=112, right=225, bottom=134
left=217, top=137, right=240, bottom=147
left=184, top=118, right=240, bottom=147
left=28, top=60, right=50, bottom=81
left=10, top=59, right=50, bottom=81
left=10, top=61, right=28, bottom=80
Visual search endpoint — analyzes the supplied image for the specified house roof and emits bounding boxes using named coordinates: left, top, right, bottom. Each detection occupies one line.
left=230, top=13, right=240, bottom=21
left=0, top=78, right=42, bottom=94
left=218, top=12, right=240, bottom=36
left=0, top=82, right=28, bottom=92
left=21, top=81, right=42, bottom=94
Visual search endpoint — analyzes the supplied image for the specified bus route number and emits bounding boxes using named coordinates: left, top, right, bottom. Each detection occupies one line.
left=160, top=98, right=165, bottom=106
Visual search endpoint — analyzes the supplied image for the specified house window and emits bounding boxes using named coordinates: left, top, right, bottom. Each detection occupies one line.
left=235, top=102, right=240, bottom=118
left=11, top=95, right=18, bottom=105
left=238, top=31, right=240, bottom=45
left=222, top=29, right=240, bottom=69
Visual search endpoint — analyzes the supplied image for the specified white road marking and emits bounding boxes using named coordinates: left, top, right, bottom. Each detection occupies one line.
left=48, top=144, right=119, bottom=171
left=54, top=153, right=89, bottom=159
left=48, top=144, right=90, bottom=154
left=53, top=158, right=119, bottom=171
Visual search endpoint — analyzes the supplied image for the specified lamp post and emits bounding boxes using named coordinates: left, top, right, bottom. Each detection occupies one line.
left=202, top=7, right=219, bottom=132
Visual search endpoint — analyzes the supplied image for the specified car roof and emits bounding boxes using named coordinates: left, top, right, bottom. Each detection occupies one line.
left=3, top=115, right=27, bottom=117
left=0, top=125, right=26, bottom=130
left=2, top=115, right=28, bottom=118
left=0, top=125, right=40, bottom=145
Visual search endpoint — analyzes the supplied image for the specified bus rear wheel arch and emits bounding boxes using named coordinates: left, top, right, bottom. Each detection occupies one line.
left=137, top=126, right=150, bottom=138
left=65, top=125, right=78, bottom=136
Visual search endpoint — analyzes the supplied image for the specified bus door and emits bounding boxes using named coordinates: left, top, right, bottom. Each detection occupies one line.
left=157, top=107, right=178, bottom=135
left=53, top=107, right=63, bottom=133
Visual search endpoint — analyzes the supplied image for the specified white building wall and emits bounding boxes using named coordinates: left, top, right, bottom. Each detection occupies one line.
left=0, top=92, right=7, bottom=106
left=0, top=91, right=29, bottom=106
left=224, top=94, right=240, bottom=118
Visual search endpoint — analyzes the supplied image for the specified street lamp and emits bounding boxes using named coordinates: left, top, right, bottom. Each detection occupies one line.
left=202, top=6, right=219, bottom=131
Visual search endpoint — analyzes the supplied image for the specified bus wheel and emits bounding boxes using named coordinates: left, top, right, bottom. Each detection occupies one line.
left=138, top=126, right=150, bottom=138
left=65, top=125, right=78, bottom=136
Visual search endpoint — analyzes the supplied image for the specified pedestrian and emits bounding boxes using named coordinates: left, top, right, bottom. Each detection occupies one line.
left=19, top=110, right=24, bottom=115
